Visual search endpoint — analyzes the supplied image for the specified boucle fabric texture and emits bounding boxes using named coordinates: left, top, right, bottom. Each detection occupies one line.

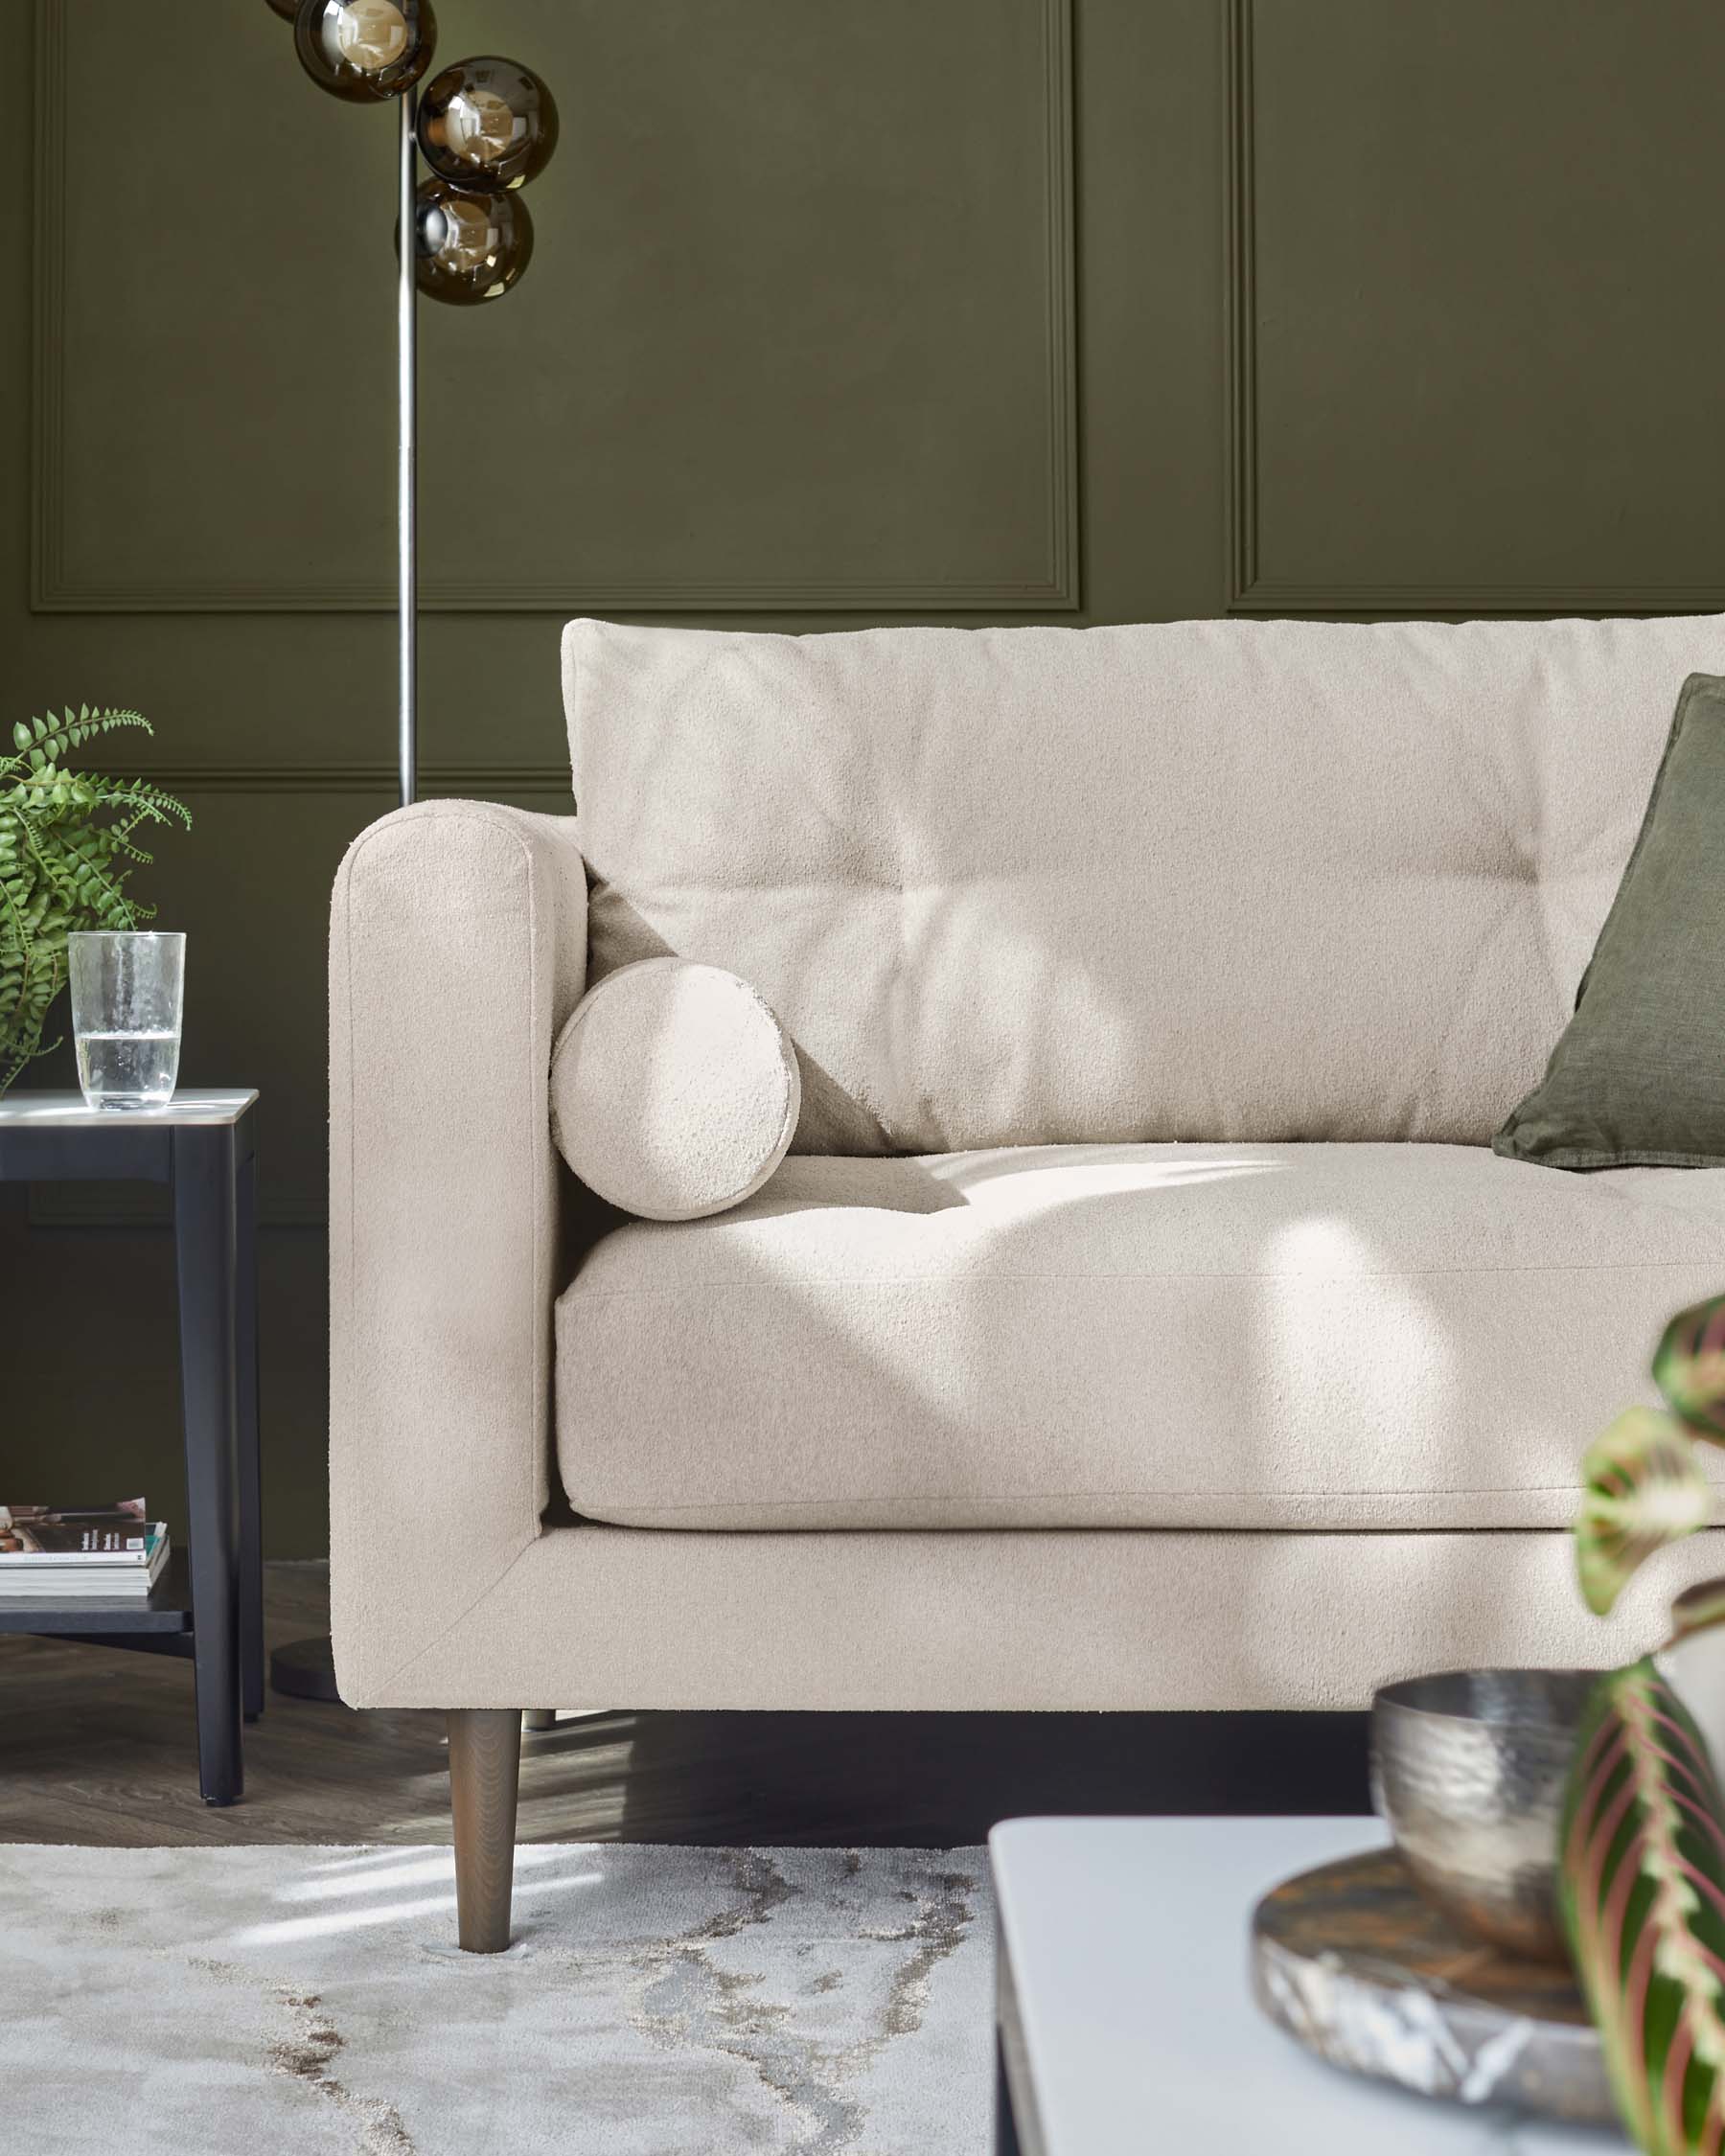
left=1496, top=672, right=1725, bottom=1170
left=329, top=801, right=587, bottom=1705
left=334, top=1517, right=1725, bottom=1714
left=550, top=956, right=800, bottom=1220
left=561, top=612, right=1725, bottom=1153
left=556, top=1142, right=1725, bottom=1532
left=331, top=617, right=1725, bottom=1716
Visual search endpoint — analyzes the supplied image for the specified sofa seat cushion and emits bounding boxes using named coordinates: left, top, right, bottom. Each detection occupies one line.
left=553, top=1143, right=1725, bottom=1531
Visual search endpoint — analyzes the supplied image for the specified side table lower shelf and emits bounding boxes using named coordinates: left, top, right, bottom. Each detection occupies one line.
left=0, top=1552, right=196, bottom=1647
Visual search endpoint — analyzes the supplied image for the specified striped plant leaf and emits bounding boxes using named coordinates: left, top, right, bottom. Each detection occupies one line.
left=1561, top=1661, right=1725, bottom=2156
left=1576, top=1408, right=1714, bottom=1617
left=1658, top=1298, right=1725, bottom=1443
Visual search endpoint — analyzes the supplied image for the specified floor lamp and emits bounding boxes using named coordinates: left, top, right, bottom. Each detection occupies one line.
left=261, top=0, right=557, bottom=1701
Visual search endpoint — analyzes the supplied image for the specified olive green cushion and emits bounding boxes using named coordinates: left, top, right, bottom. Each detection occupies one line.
left=1495, top=672, right=1725, bottom=1169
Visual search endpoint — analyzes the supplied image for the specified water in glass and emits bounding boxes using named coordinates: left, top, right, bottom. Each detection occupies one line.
left=75, top=1028, right=181, bottom=1109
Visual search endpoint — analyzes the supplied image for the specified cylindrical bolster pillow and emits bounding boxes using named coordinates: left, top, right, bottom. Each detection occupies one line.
left=549, top=957, right=800, bottom=1221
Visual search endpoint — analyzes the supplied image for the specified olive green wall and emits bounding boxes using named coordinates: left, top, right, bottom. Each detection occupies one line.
left=5, top=0, right=1722, bottom=1553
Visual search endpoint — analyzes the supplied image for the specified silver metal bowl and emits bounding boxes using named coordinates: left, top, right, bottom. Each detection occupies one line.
left=1369, top=1668, right=1598, bottom=1964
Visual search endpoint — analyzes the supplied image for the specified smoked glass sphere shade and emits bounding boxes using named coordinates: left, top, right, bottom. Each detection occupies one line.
left=293, top=0, right=436, bottom=103
left=413, top=180, right=534, bottom=305
left=417, top=56, right=558, bottom=192
left=264, top=0, right=300, bottom=20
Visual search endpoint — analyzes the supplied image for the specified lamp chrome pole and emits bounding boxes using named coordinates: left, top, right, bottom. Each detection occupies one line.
left=397, top=84, right=418, bottom=808
left=270, top=82, right=420, bottom=1711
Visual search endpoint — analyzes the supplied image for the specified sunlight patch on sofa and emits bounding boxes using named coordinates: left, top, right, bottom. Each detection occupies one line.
left=1262, top=1214, right=1456, bottom=1480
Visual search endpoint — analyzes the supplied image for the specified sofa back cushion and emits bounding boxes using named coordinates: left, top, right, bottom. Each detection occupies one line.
left=562, top=612, right=1725, bottom=1153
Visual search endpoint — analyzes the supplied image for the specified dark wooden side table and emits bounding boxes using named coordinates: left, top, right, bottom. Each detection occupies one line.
left=0, top=1089, right=263, bottom=1805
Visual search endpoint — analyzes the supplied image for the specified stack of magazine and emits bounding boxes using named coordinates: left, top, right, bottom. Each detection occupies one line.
left=0, top=1501, right=171, bottom=1599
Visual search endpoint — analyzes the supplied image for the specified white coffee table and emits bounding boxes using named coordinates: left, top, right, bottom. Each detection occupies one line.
left=988, top=1817, right=1628, bottom=2154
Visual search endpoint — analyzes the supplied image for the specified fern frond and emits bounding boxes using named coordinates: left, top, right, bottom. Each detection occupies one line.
left=3, top=708, right=150, bottom=780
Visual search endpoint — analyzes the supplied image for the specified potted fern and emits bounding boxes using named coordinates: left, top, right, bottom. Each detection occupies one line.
left=0, top=707, right=191, bottom=1101
left=1562, top=1295, right=1725, bottom=2155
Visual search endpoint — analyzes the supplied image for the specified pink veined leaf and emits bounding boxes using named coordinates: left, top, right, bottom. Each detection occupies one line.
left=1576, top=1408, right=1714, bottom=1618
left=1658, top=1297, right=1725, bottom=1444
left=1561, top=1661, right=1725, bottom=2156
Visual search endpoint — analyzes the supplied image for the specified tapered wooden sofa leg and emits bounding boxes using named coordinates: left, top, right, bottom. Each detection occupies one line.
left=521, top=1709, right=558, bottom=1732
left=448, top=1709, right=521, bottom=1952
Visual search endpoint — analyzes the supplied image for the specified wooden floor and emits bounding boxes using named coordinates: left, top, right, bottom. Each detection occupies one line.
left=0, top=1564, right=1370, bottom=1846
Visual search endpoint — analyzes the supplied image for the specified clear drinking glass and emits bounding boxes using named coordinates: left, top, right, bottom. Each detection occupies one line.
left=66, top=931, right=185, bottom=1111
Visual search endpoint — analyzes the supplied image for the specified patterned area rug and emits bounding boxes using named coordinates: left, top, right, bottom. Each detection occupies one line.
left=0, top=1843, right=991, bottom=2154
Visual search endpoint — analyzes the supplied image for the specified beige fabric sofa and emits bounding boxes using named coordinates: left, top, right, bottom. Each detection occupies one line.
left=331, top=612, right=1725, bottom=1946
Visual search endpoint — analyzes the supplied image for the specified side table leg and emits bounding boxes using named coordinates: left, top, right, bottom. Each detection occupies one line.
left=174, top=1126, right=242, bottom=1806
left=237, top=1145, right=264, bottom=1724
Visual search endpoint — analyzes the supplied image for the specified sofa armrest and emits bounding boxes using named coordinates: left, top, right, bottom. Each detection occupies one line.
left=329, top=800, right=587, bottom=1704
